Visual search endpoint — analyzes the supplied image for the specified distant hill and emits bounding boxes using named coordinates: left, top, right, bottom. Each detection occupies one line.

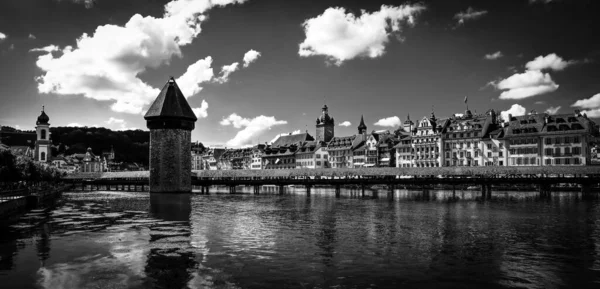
left=49, top=126, right=150, bottom=165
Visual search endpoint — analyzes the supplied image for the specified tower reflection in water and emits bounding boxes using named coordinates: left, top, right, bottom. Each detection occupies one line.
left=145, top=193, right=196, bottom=288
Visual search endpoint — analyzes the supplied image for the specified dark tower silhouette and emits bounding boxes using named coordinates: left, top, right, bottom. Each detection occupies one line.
left=316, top=104, right=334, bottom=143
left=358, top=115, right=367, bottom=134
left=144, top=77, right=197, bottom=193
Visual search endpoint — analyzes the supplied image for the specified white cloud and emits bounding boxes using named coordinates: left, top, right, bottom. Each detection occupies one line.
left=175, top=56, right=214, bottom=97
left=484, top=51, right=503, bottom=60
left=298, top=4, right=425, bottom=65
left=28, top=34, right=36, bottom=40
left=338, top=121, right=351, bottom=127
left=243, top=49, right=261, bottom=67
left=192, top=100, right=208, bottom=118
left=374, top=116, right=401, bottom=127
left=215, top=62, right=239, bottom=83
left=454, top=7, right=488, bottom=25
left=493, top=70, right=559, bottom=100
left=572, top=93, right=600, bottom=109
left=0, top=32, right=6, bottom=40
left=580, top=109, right=600, bottom=118
left=30, top=45, right=61, bottom=53
left=545, top=106, right=561, bottom=115
left=105, top=117, right=136, bottom=130
left=220, top=113, right=287, bottom=147
left=525, top=53, right=574, bottom=71
left=31, top=0, right=247, bottom=115
left=67, top=123, right=82, bottom=127
left=500, top=104, right=526, bottom=121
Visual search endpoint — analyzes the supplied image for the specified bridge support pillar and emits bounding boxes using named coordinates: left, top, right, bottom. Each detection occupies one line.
left=335, top=185, right=340, bottom=198
left=306, top=185, right=311, bottom=196
left=452, top=185, right=456, bottom=198
left=279, top=185, right=284, bottom=195
left=486, top=184, right=492, bottom=199
left=481, top=185, right=486, bottom=200
left=254, top=185, right=260, bottom=195
left=388, top=184, right=394, bottom=200
left=581, top=183, right=592, bottom=199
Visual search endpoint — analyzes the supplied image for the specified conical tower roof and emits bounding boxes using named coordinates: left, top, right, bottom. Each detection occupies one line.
left=145, top=77, right=197, bottom=130
left=144, top=77, right=197, bottom=122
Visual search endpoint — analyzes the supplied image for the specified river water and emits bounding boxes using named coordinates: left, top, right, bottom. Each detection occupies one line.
left=0, top=188, right=599, bottom=289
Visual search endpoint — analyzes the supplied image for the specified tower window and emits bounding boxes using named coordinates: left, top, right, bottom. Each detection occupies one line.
left=41, top=152, right=46, bottom=161
left=41, top=129, right=46, bottom=140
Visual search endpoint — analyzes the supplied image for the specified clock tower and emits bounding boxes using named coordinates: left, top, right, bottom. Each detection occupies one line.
left=316, top=104, right=334, bottom=143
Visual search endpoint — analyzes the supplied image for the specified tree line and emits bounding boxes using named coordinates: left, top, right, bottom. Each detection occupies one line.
left=0, top=150, right=64, bottom=190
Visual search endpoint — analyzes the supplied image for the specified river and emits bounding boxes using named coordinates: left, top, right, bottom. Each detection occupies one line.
left=0, top=188, right=599, bottom=288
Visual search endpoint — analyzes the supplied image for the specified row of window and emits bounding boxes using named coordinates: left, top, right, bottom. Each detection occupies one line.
left=544, top=147, right=581, bottom=156
left=544, top=136, right=581, bottom=145
left=446, top=132, right=480, bottom=138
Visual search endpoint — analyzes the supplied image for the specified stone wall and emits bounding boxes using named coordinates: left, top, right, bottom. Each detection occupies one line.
left=149, top=129, right=192, bottom=193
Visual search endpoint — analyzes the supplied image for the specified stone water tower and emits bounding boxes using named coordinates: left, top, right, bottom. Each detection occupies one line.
left=144, top=77, right=197, bottom=193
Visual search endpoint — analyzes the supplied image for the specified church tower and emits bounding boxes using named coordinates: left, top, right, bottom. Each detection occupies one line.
left=35, top=106, right=51, bottom=163
left=316, top=104, right=334, bottom=143
left=358, top=115, right=367, bottom=141
left=144, top=77, right=197, bottom=193
left=403, top=114, right=414, bottom=133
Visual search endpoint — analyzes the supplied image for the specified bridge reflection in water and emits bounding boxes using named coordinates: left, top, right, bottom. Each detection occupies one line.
left=0, top=189, right=599, bottom=288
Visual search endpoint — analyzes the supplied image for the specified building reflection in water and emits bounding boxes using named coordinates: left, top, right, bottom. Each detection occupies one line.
left=145, top=193, right=196, bottom=288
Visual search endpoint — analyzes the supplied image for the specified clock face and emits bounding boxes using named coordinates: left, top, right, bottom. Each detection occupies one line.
left=325, top=126, right=334, bottom=139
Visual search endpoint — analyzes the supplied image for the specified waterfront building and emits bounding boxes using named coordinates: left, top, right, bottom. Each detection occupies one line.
left=352, top=116, right=368, bottom=168
left=218, top=149, right=234, bottom=170
left=295, top=141, right=320, bottom=169
left=394, top=134, right=413, bottom=168
left=364, top=132, right=378, bottom=167
left=441, top=109, right=505, bottom=167
left=504, top=110, right=599, bottom=166
left=50, top=156, right=67, bottom=169
left=413, top=111, right=447, bottom=167
left=202, top=148, right=225, bottom=170
left=250, top=144, right=266, bottom=170
left=377, top=133, right=399, bottom=167
left=191, top=149, right=203, bottom=170
left=144, top=77, right=197, bottom=193
left=81, top=147, right=104, bottom=172
left=263, top=133, right=313, bottom=169
left=315, top=104, right=334, bottom=143
left=35, top=107, right=51, bottom=163
left=327, top=135, right=364, bottom=168
left=481, top=127, right=507, bottom=166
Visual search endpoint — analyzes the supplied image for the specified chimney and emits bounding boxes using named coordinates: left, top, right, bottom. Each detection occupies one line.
left=508, top=114, right=512, bottom=121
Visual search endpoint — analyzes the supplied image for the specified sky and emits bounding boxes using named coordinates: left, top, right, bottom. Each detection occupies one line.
left=1, top=0, right=599, bottom=148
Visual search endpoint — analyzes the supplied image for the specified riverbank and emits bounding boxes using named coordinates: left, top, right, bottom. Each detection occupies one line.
left=0, top=184, right=71, bottom=223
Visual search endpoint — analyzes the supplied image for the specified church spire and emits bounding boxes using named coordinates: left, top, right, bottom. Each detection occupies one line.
left=358, top=114, right=367, bottom=134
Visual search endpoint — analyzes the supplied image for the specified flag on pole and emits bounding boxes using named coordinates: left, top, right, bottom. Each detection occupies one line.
left=464, top=96, right=468, bottom=103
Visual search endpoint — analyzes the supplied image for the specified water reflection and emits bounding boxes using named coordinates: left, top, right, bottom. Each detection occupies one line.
left=0, top=189, right=599, bottom=288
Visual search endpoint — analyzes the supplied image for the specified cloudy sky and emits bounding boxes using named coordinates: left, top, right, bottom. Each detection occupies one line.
left=0, top=0, right=599, bottom=147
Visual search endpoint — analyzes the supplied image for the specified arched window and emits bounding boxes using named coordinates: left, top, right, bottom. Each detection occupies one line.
left=41, top=152, right=46, bottom=161
left=41, top=129, right=46, bottom=140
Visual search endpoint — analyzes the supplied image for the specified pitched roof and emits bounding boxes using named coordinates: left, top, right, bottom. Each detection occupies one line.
left=327, top=135, right=356, bottom=150
left=144, top=77, right=197, bottom=121
left=271, top=133, right=314, bottom=147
